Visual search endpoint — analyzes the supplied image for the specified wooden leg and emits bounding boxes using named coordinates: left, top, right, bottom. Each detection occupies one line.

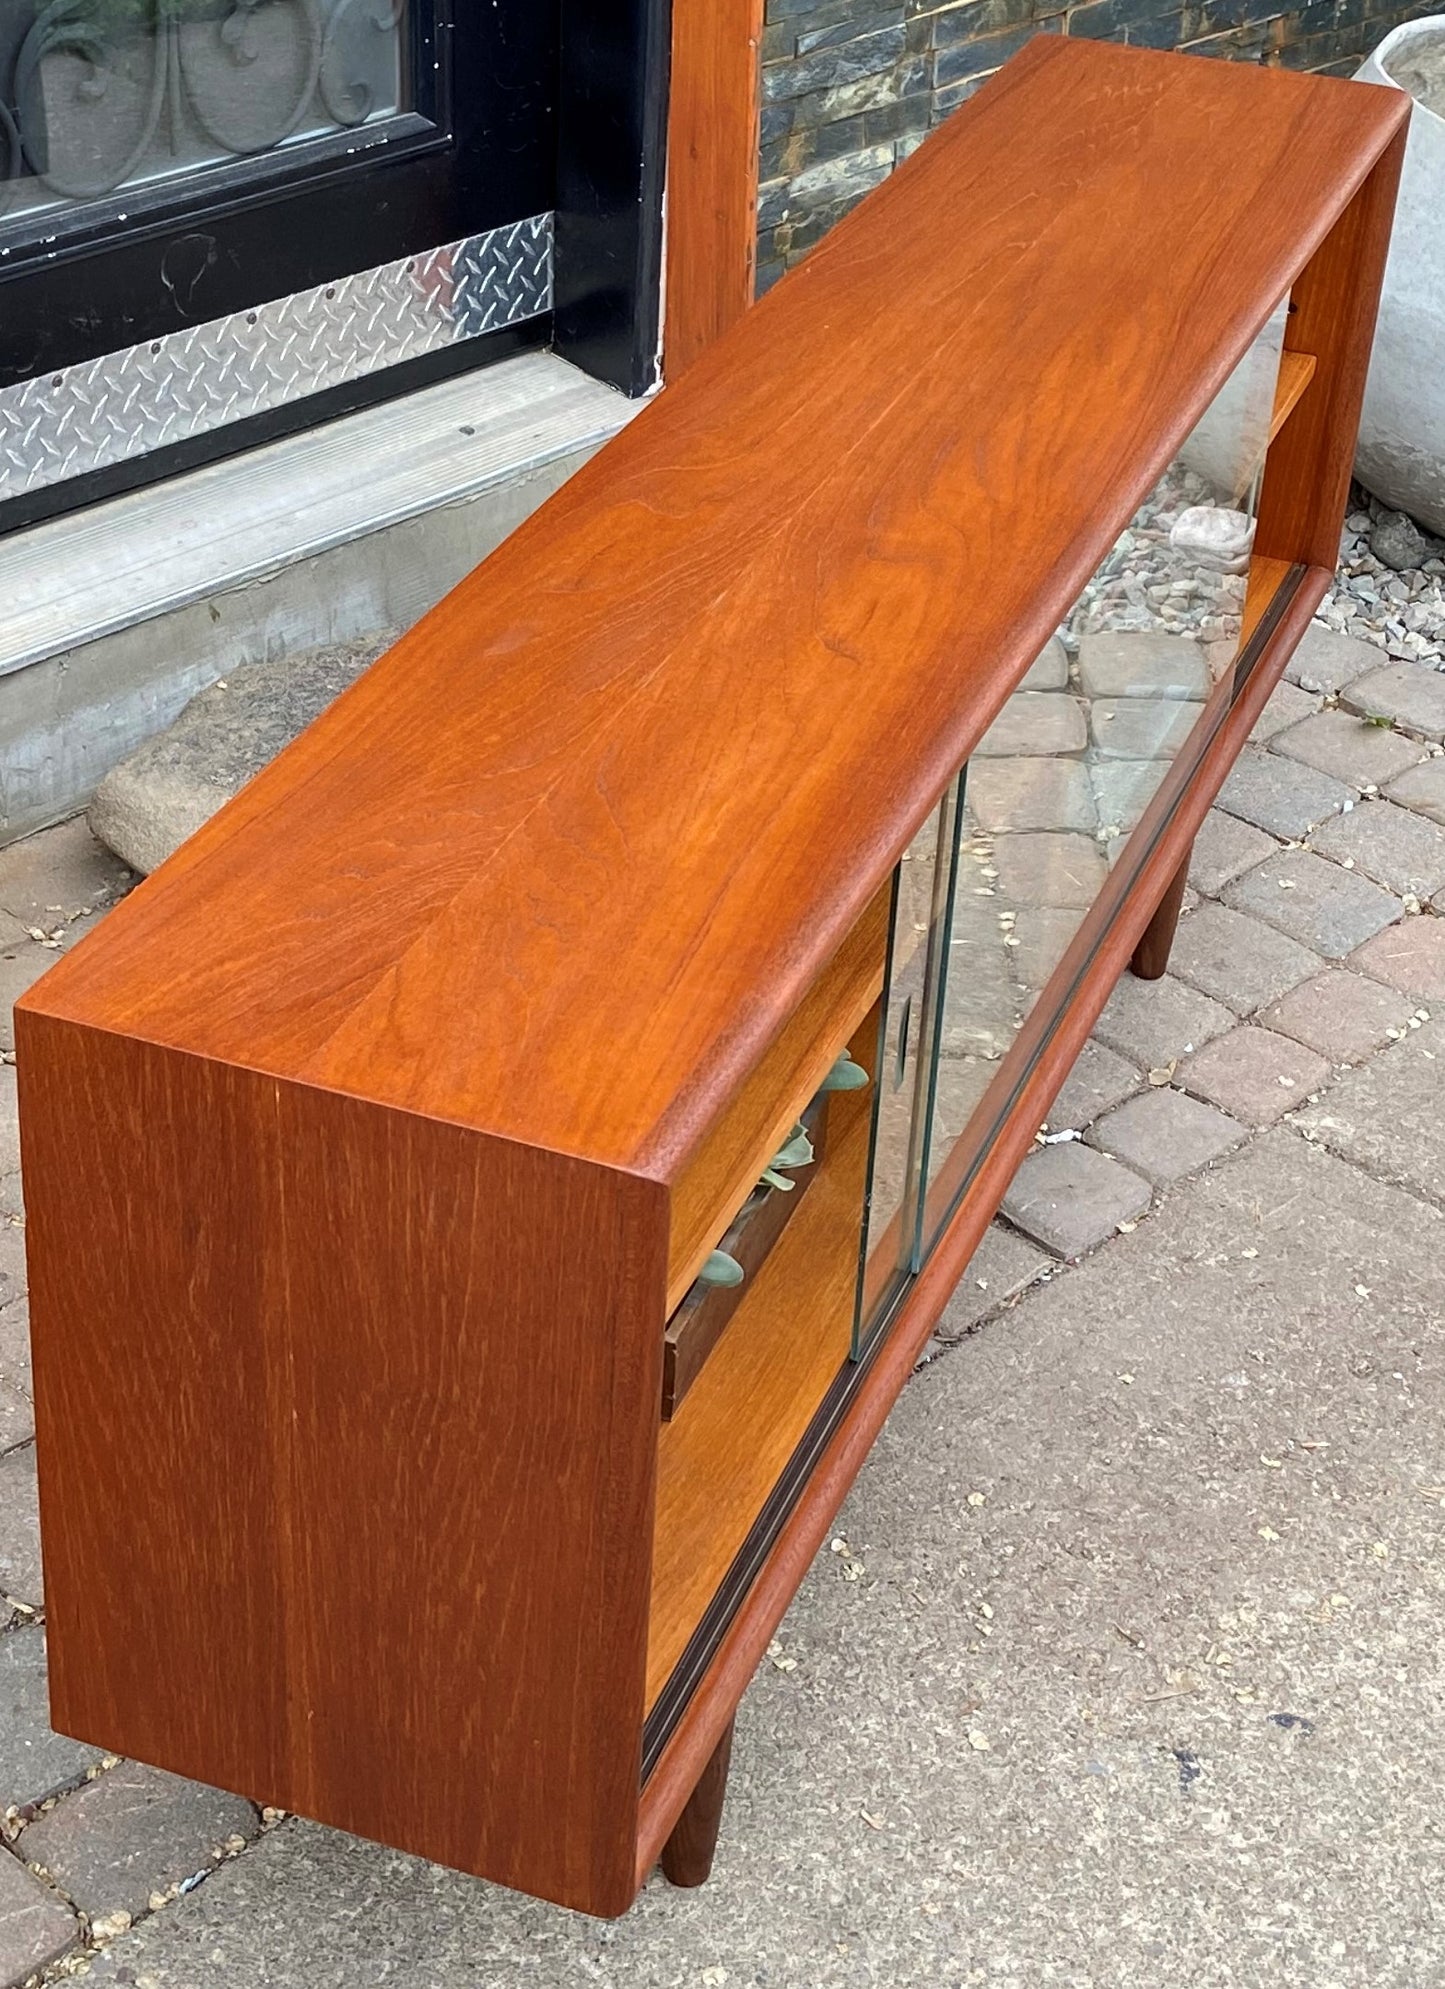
left=660, top=1717, right=735, bottom=1887
left=1130, top=849, right=1191, bottom=981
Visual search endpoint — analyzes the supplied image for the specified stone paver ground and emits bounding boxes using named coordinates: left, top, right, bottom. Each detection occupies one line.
left=2, top=623, right=1445, bottom=1982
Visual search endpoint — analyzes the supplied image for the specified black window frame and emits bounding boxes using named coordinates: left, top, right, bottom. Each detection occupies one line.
left=0, top=0, right=671, bottom=534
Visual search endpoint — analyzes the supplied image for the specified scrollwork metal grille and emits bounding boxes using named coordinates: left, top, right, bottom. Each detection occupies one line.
left=1, top=0, right=410, bottom=222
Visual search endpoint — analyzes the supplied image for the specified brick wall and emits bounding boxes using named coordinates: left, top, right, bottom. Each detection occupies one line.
left=758, top=0, right=1420, bottom=290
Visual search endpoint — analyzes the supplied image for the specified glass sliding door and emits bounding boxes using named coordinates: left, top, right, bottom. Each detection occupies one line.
left=854, top=299, right=1293, bottom=1340
left=852, top=773, right=963, bottom=1351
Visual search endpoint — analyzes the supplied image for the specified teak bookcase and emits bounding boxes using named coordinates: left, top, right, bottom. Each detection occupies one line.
left=16, top=41, right=1407, bottom=1919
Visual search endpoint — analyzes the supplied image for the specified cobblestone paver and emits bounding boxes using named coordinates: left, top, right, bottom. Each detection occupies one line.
left=0, top=1849, right=77, bottom=1984
left=1263, top=969, right=1419, bottom=1066
left=1042, top=1040, right=1141, bottom=1131
left=1342, top=659, right=1445, bottom=741
left=1188, top=808, right=1279, bottom=896
left=1089, top=697, right=1200, bottom=759
left=1020, top=637, right=1068, bottom=692
left=1089, top=762, right=1159, bottom=835
left=1220, top=847, right=1401, bottom=958
left=0, top=1448, right=41, bottom=1614
left=1309, top=798, right=1445, bottom=900
left=1086, top=1087, right=1244, bottom=1185
left=1091, top=971, right=1235, bottom=1069
left=1350, top=915, right=1445, bottom=1000
left=1215, top=745, right=1356, bottom=839
left=975, top=692, right=1087, bottom=757
left=1077, top=630, right=1209, bottom=699
left=1273, top=707, right=1430, bottom=790
left=2, top=583, right=1445, bottom=1979
left=18, top=1761, right=258, bottom=1925
left=1008, top=906, right=1079, bottom=989
left=1283, top=622, right=1383, bottom=695
left=1167, top=901, right=1321, bottom=1014
left=968, top=757, right=1095, bottom=833
left=1178, top=1025, right=1331, bottom=1127
left=1385, top=758, right=1445, bottom=824
left=1000, top=1141, right=1152, bottom=1260
left=993, top=832, right=1106, bottom=909
left=0, top=1627, right=98, bottom=1807
left=1248, top=677, right=1320, bottom=743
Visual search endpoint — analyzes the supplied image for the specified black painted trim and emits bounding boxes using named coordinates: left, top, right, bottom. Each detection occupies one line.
left=0, top=0, right=674, bottom=535
left=554, top=0, right=673, bottom=397
left=0, top=4, right=556, bottom=385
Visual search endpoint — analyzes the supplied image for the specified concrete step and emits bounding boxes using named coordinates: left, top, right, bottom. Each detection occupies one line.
left=88, top=635, right=396, bottom=877
left=0, top=351, right=641, bottom=845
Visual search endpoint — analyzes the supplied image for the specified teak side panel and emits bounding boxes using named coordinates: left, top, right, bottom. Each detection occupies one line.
left=665, top=0, right=765, bottom=378
left=17, top=1013, right=666, bottom=1918
left=23, top=46, right=1408, bottom=1193
left=1256, top=135, right=1409, bottom=571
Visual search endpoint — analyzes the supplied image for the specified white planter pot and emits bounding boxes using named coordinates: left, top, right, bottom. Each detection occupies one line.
left=1356, top=17, right=1445, bottom=537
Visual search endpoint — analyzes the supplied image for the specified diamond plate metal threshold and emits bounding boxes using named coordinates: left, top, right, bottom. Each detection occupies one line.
left=0, top=351, right=642, bottom=681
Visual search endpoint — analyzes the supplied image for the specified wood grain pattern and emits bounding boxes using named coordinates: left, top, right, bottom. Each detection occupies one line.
left=22, top=44, right=1407, bottom=1203
left=1268, top=349, right=1317, bottom=447
left=15, top=40, right=1407, bottom=1921
left=17, top=1013, right=667, bottom=1917
left=1256, top=136, right=1409, bottom=571
left=649, top=1023, right=876, bottom=1709
left=665, top=0, right=766, bottom=378
left=666, top=881, right=889, bottom=1311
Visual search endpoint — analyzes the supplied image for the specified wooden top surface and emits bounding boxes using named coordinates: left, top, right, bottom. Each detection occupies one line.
left=25, top=40, right=1407, bottom=1180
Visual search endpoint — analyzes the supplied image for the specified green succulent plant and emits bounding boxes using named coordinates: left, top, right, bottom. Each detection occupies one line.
left=819, top=1052, right=868, bottom=1092
left=698, top=1248, right=745, bottom=1289
left=759, top=1120, right=814, bottom=1193
left=693, top=1061, right=868, bottom=1303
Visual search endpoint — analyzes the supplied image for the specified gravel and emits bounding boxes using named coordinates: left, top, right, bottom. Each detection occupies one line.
left=1059, top=462, right=1250, bottom=653
left=1318, top=486, right=1445, bottom=669
left=1371, top=508, right=1436, bottom=574
left=1053, top=431, right=1445, bottom=689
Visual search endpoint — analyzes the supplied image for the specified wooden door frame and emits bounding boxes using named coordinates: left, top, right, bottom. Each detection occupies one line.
left=665, top=0, right=766, bottom=378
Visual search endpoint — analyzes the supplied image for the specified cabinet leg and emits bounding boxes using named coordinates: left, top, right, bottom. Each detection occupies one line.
left=660, top=1717, right=735, bottom=1888
left=1130, top=848, right=1191, bottom=981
